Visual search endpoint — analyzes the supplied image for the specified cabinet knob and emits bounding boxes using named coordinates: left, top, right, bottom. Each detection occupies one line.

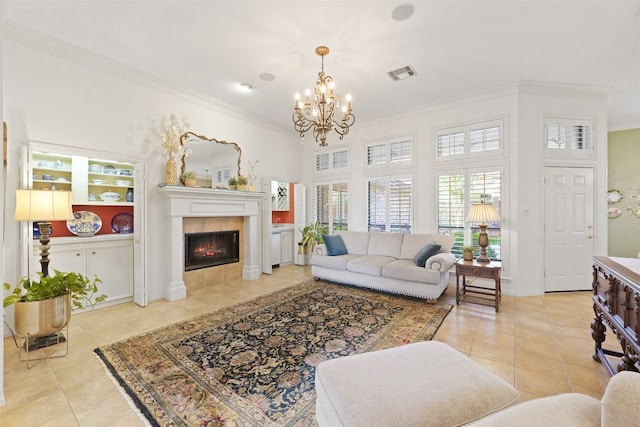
left=76, top=253, right=81, bottom=256
left=91, top=251, right=96, bottom=255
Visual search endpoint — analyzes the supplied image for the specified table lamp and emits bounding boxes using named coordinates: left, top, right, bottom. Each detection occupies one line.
left=466, top=201, right=500, bottom=263
left=15, top=189, right=73, bottom=277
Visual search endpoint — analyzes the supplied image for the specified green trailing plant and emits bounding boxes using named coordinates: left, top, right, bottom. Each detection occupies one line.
left=237, top=175, right=249, bottom=185
left=3, top=269, right=106, bottom=310
left=299, top=221, right=329, bottom=249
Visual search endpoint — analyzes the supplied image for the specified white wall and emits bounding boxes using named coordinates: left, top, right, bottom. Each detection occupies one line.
left=1, top=28, right=303, bottom=308
left=302, top=82, right=607, bottom=297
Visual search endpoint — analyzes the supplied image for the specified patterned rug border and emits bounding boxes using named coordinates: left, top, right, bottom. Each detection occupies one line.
left=94, top=279, right=453, bottom=426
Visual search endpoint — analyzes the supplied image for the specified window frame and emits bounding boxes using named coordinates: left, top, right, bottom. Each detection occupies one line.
left=542, top=115, right=595, bottom=158
left=313, top=147, right=350, bottom=175
left=364, top=135, right=414, bottom=170
left=313, top=180, right=350, bottom=234
left=435, top=117, right=505, bottom=162
left=365, top=174, right=414, bottom=233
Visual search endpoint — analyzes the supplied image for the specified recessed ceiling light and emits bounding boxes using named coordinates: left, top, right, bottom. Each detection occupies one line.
left=239, top=83, right=253, bottom=91
left=392, top=3, right=415, bottom=21
left=259, top=73, right=276, bottom=82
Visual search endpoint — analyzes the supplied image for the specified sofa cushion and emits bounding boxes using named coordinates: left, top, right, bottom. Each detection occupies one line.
left=312, top=253, right=361, bottom=270
left=337, top=231, right=370, bottom=255
left=323, top=235, right=348, bottom=256
left=400, top=234, right=454, bottom=260
left=367, top=232, right=404, bottom=258
left=413, top=243, right=441, bottom=267
left=382, top=259, right=441, bottom=284
left=347, top=255, right=396, bottom=276
left=468, top=393, right=600, bottom=427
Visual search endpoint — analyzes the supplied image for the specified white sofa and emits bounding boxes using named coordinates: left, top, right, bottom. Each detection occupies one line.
left=311, top=231, right=457, bottom=301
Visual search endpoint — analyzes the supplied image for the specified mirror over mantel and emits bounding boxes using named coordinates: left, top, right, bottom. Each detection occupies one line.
left=179, top=131, right=242, bottom=187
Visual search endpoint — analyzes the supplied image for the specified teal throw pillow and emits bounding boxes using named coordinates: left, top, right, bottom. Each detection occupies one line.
left=413, top=243, right=441, bottom=267
left=323, top=234, right=348, bottom=256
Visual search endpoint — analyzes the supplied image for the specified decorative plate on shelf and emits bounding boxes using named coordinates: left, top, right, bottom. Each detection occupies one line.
left=607, top=189, right=623, bottom=204
left=607, top=207, right=622, bottom=219
left=67, top=211, right=102, bottom=237
left=111, top=212, right=133, bottom=234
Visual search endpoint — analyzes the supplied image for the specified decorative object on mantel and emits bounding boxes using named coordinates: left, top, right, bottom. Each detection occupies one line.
left=292, top=46, right=355, bottom=147
left=236, top=175, right=248, bottom=191
left=157, top=114, right=190, bottom=185
left=247, top=159, right=258, bottom=191
left=181, top=171, right=197, bottom=187
left=228, top=176, right=237, bottom=190
left=178, top=131, right=242, bottom=187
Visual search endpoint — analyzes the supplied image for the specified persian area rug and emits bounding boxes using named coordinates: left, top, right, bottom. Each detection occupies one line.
left=94, top=280, right=453, bottom=427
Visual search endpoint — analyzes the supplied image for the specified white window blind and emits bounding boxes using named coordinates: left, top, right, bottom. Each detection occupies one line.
left=436, top=118, right=504, bottom=161
left=545, top=118, right=593, bottom=152
left=390, top=140, right=412, bottom=163
left=332, top=150, right=348, bottom=169
left=315, top=153, right=329, bottom=171
left=367, top=178, right=412, bottom=233
left=438, top=170, right=502, bottom=259
left=315, top=182, right=349, bottom=233
left=367, top=144, right=386, bottom=165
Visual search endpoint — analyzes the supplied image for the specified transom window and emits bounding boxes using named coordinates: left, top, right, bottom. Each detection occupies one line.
left=436, top=118, right=504, bottom=161
left=314, top=148, right=349, bottom=173
left=543, top=116, right=594, bottom=155
left=365, top=136, right=413, bottom=168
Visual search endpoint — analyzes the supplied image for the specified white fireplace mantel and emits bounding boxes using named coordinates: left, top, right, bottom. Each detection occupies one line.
left=158, top=186, right=265, bottom=301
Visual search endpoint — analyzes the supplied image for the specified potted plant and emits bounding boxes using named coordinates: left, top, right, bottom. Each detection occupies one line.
left=3, top=270, right=106, bottom=339
left=297, top=221, right=328, bottom=264
left=237, top=175, right=249, bottom=191
left=181, top=171, right=197, bottom=187
left=462, top=245, right=475, bottom=261
left=228, top=176, right=237, bottom=190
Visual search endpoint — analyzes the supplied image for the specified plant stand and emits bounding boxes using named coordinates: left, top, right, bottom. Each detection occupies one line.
left=19, top=326, right=69, bottom=369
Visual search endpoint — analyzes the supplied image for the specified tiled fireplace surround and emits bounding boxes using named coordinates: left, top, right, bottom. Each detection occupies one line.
left=159, top=186, right=264, bottom=300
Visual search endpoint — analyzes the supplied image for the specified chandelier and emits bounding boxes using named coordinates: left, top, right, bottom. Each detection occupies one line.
left=292, top=46, right=355, bottom=147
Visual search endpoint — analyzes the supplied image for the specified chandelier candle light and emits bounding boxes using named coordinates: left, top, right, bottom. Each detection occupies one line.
left=293, top=46, right=355, bottom=147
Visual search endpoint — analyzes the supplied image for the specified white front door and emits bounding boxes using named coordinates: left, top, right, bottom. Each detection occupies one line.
left=544, top=167, right=595, bottom=292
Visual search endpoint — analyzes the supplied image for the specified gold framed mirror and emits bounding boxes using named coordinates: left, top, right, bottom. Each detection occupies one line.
left=179, top=132, right=242, bottom=187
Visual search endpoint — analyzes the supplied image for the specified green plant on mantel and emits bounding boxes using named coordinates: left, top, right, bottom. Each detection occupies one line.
left=3, top=270, right=106, bottom=310
left=228, top=176, right=238, bottom=187
left=181, top=171, right=197, bottom=180
left=237, top=175, right=249, bottom=186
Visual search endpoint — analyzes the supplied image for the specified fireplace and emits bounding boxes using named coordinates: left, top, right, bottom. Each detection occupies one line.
left=185, top=230, right=239, bottom=271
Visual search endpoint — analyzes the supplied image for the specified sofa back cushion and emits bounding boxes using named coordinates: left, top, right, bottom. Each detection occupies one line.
left=367, top=232, right=404, bottom=258
left=337, top=231, right=371, bottom=255
left=400, top=234, right=454, bottom=260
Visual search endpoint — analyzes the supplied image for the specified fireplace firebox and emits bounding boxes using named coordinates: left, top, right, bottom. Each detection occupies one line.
left=185, top=230, right=239, bottom=271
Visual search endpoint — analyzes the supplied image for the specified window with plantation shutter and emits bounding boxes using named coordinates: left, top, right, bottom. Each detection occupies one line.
left=366, top=136, right=413, bottom=168
left=315, top=148, right=349, bottom=174
left=367, top=144, right=386, bottom=165
left=544, top=117, right=594, bottom=155
left=437, top=169, right=502, bottom=259
left=436, top=118, right=504, bottom=161
left=314, top=182, right=349, bottom=234
left=367, top=177, right=412, bottom=233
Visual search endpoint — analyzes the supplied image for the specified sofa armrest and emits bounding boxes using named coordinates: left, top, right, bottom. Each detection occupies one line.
left=425, top=252, right=457, bottom=272
left=315, top=244, right=327, bottom=256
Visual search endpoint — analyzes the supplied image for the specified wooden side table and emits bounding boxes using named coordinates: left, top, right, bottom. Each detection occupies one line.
left=455, top=259, right=502, bottom=312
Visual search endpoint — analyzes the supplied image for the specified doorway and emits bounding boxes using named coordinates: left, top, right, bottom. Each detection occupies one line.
left=544, top=166, right=594, bottom=292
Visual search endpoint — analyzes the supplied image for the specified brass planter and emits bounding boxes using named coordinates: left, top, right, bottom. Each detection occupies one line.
left=14, top=294, right=71, bottom=338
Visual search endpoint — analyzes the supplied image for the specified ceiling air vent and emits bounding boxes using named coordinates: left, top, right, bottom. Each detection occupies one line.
left=388, top=65, right=417, bottom=81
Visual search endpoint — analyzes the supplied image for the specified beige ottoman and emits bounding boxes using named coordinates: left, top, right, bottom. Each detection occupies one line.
left=315, top=341, right=519, bottom=427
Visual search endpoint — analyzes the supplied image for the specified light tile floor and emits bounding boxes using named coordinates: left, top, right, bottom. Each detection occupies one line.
left=1, top=265, right=612, bottom=426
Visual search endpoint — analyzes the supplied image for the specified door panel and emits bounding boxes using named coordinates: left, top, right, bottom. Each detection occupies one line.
left=544, top=167, right=594, bottom=292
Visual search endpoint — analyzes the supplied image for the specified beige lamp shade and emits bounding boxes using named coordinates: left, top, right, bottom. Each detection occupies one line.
left=466, top=202, right=500, bottom=224
left=15, top=190, right=73, bottom=221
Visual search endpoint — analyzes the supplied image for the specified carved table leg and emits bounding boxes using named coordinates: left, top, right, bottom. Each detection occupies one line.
left=591, top=312, right=606, bottom=362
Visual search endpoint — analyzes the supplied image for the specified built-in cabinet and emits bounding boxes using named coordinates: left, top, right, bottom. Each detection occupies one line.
left=271, top=181, right=290, bottom=211
left=32, top=151, right=135, bottom=205
left=271, top=229, right=293, bottom=266
left=30, top=236, right=134, bottom=304
left=25, top=147, right=142, bottom=308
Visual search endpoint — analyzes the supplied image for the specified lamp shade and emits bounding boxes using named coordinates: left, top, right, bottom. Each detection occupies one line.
left=15, top=190, right=73, bottom=221
left=466, top=202, right=500, bottom=224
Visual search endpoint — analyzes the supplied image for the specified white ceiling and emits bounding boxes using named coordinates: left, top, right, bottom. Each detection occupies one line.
left=5, top=1, right=640, bottom=131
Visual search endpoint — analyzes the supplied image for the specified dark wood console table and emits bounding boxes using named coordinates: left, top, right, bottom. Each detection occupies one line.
left=591, top=256, right=640, bottom=376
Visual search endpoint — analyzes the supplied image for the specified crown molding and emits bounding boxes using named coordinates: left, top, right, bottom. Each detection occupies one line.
left=3, top=20, right=291, bottom=136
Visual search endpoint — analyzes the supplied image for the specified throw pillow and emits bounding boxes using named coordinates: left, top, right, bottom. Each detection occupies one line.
left=323, top=234, right=348, bottom=256
left=413, top=243, right=441, bottom=267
